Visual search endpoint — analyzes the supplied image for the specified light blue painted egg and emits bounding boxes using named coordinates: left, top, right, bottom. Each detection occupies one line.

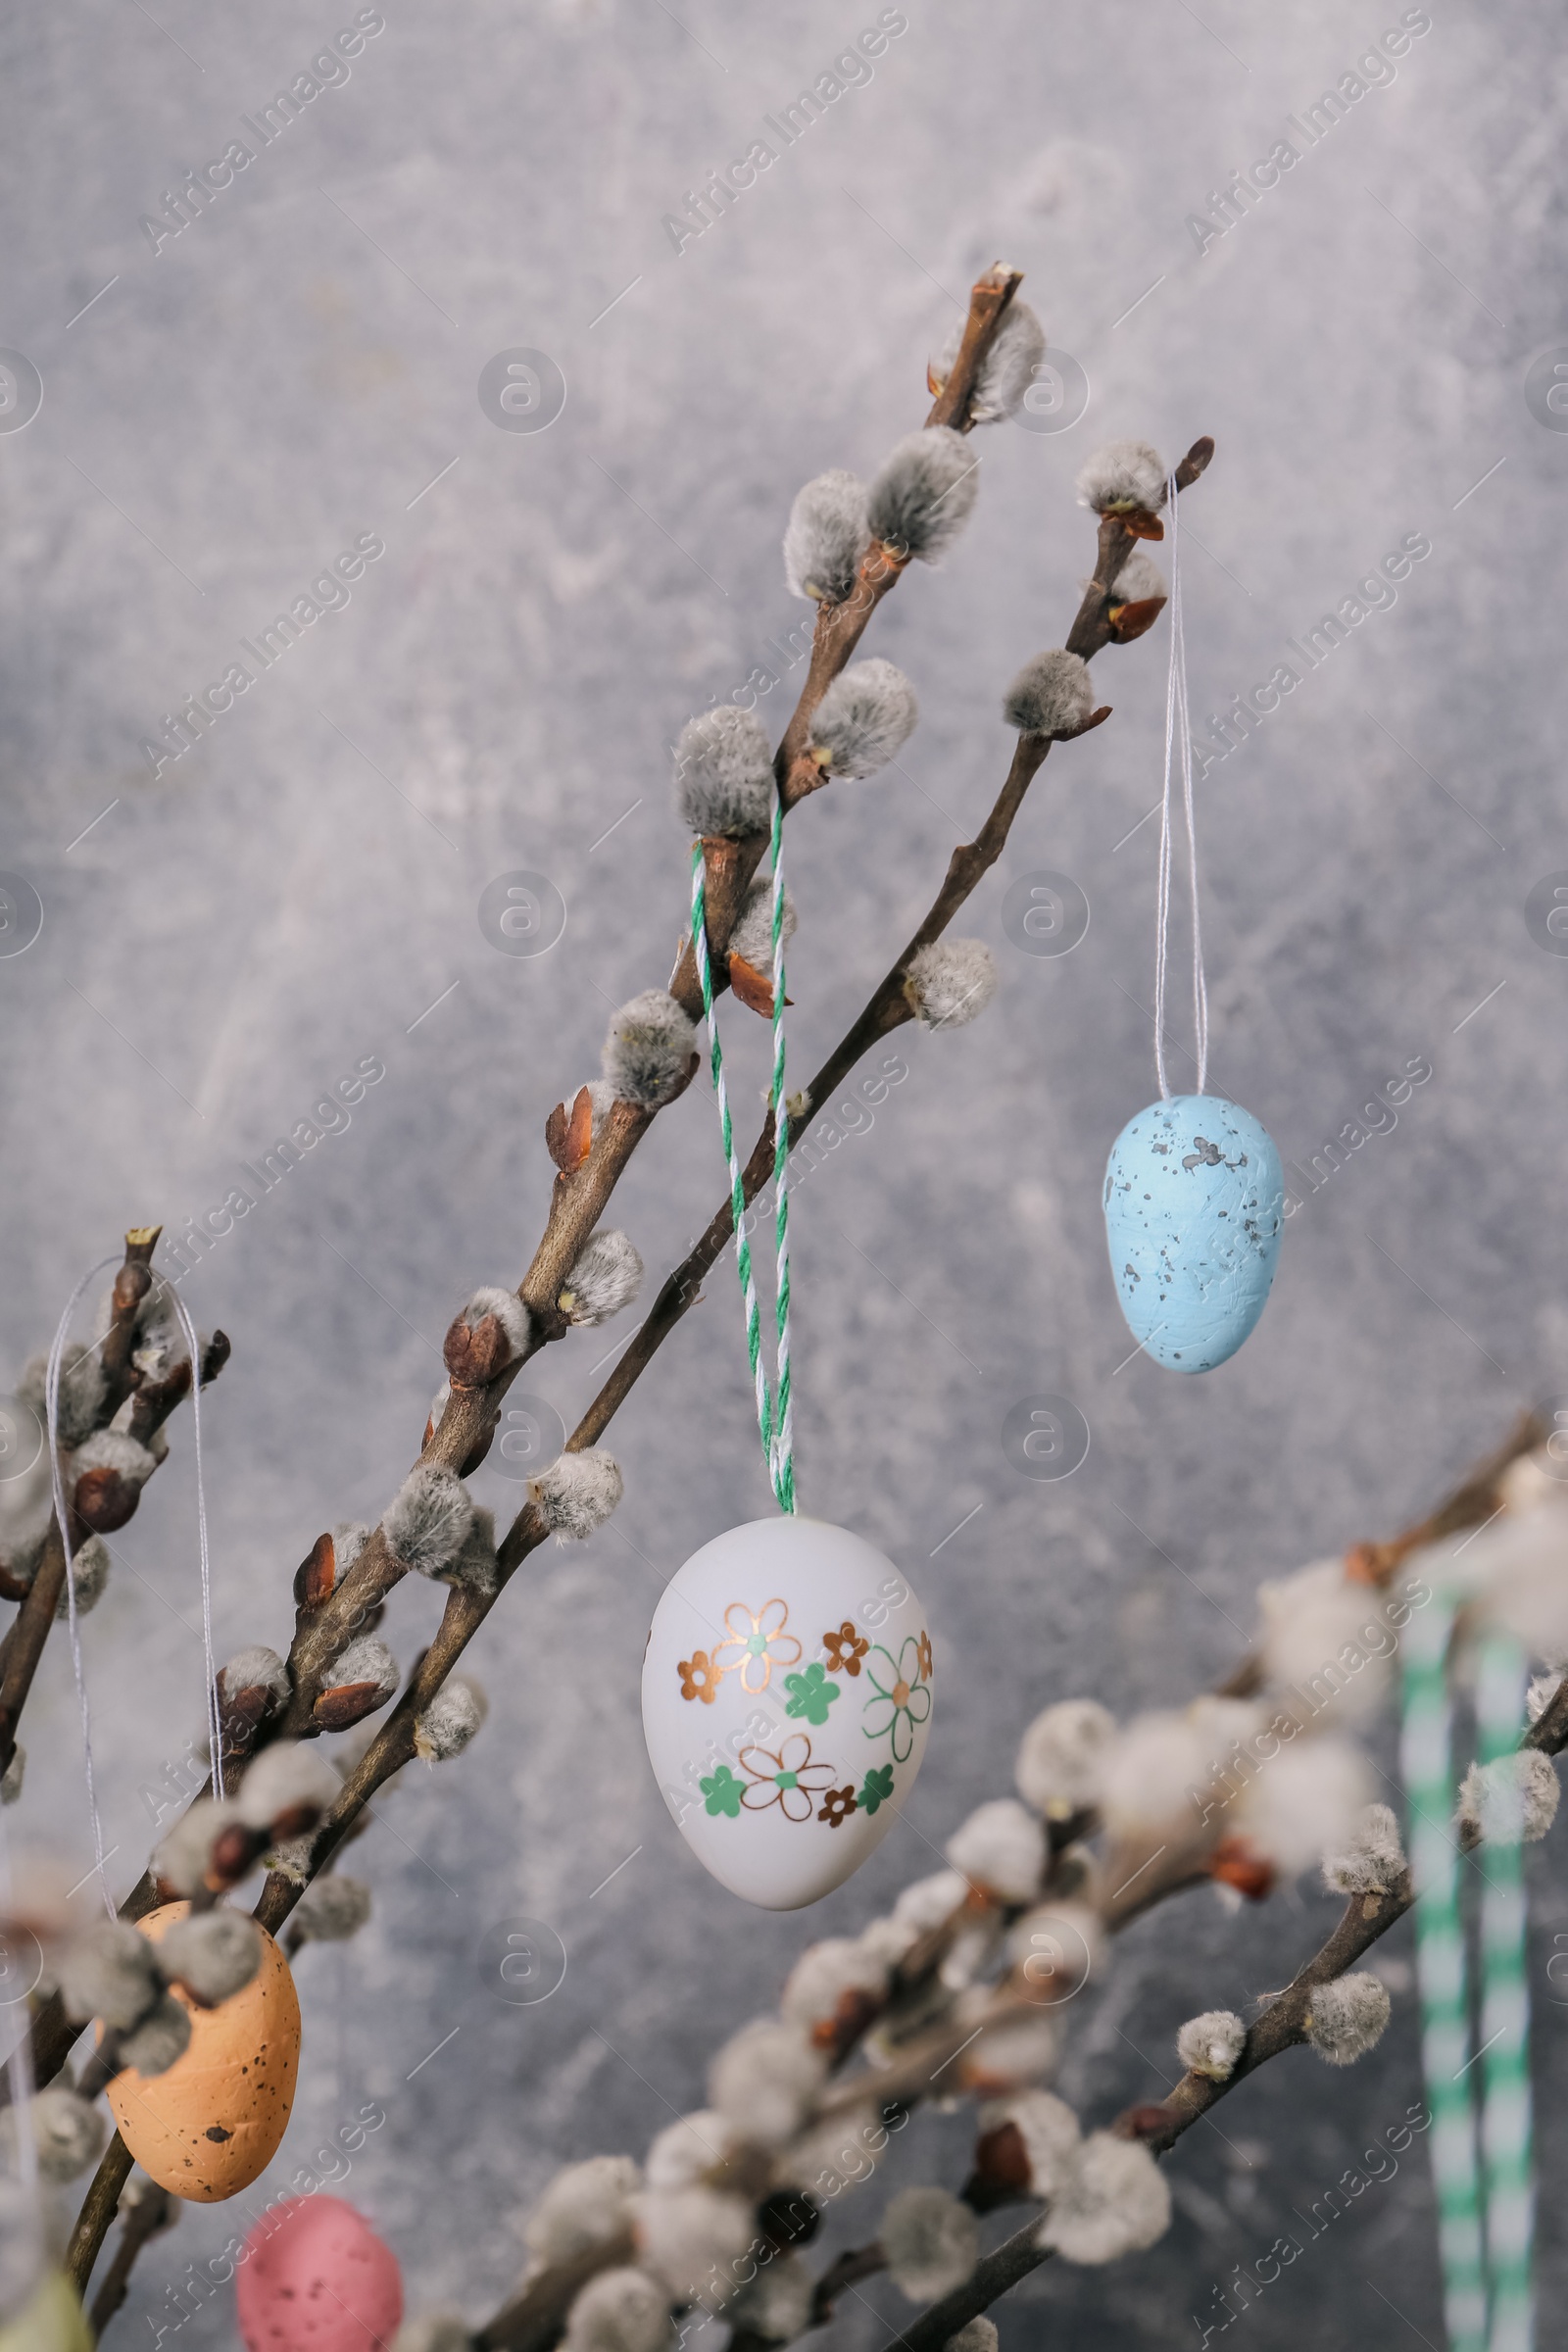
left=1102, top=1095, right=1285, bottom=1372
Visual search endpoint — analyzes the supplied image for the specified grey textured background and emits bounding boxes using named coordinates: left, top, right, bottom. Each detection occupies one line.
left=2, top=0, right=1565, bottom=2341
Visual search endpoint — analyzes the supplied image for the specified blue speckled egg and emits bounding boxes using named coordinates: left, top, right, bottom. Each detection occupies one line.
left=1102, top=1095, right=1284, bottom=1372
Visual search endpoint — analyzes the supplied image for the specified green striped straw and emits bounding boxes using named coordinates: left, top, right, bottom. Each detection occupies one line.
left=1400, top=1590, right=1536, bottom=2350
left=1475, top=1635, right=1534, bottom=2352
left=689, top=785, right=796, bottom=1514
left=1402, top=1586, right=1488, bottom=2352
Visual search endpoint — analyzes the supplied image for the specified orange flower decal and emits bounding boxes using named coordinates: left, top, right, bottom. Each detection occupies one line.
left=823, top=1621, right=869, bottom=1678
left=916, top=1631, right=934, bottom=1683
left=817, top=1786, right=857, bottom=1830
left=678, top=1649, right=720, bottom=1704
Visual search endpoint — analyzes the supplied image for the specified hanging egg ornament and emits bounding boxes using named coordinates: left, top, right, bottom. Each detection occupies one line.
left=237, top=2195, right=404, bottom=2352
left=643, top=1515, right=934, bottom=1909
left=1103, top=1095, right=1284, bottom=1372
left=106, top=1903, right=302, bottom=2200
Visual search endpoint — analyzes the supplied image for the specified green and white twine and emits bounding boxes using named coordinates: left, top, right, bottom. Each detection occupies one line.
left=689, top=786, right=796, bottom=1514
left=1400, top=1592, right=1535, bottom=2350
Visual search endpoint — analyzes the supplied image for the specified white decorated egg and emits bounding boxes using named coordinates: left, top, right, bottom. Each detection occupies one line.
left=1103, top=1094, right=1284, bottom=1373
left=642, top=1514, right=933, bottom=1909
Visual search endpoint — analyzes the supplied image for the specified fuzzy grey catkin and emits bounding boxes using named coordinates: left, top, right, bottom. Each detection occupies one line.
left=24, top=2088, right=108, bottom=2182
left=294, top=1876, right=373, bottom=1942
left=633, top=2185, right=755, bottom=2310
left=708, top=2018, right=824, bottom=2148
left=221, top=1644, right=291, bottom=1705
left=1304, top=1973, right=1391, bottom=2065
left=673, top=707, right=774, bottom=838
left=880, top=2186, right=979, bottom=2303
left=68, top=1429, right=157, bottom=1491
left=1004, top=649, right=1095, bottom=738
left=1176, top=2010, right=1247, bottom=2081
left=903, top=941, right=999, bottom=1033
left=931, top=299, right=1047, bottom=424
left=560, top=1230, right=644, bottom=1327
left=324, top=1635, right=399, bottom=1703
left=525, top=2155, right=643, bottom=2266
left=153, top=1796, right=244, bottom=1895
left=30, top=1343, right=106, bottom=1449
left=415, top=1677, right=488, bottom=1762
left=808, top=659, right=918, bottom=779
left=382, top=1463, right=477, bottom=1580
left=530, top=1450, right=623, bottom=1543
left=333, top=1521, right=372, bottom=1575
left=1322, top=1801, right=1406, bottom=1895
left=563, top=2268, right=671, bottom=2352
left=1039, top=2132, right=1171, bottom=2264
left=158, top=1908, right=263, bottom=2004
left=946, top=1797, right=1046, bottom=1902
left=1014, top=1699, right=1115, bottom=1818
left=0, top=1516, right=48, bottom=1591
left=1457, top=1749, right=1560, bottom=1843
left=946, top=2324, right=1000, bottom=2352
left=57, top=1535, right=109, bottom=1619
left=783, top=468, right=871, bottom=604
left=1075, top=439, right=1168, bottom=515
left=867, top=426, right=979, bottom=562
left=120, top=1992, right=192, bottom=2077
left=603, top=992, right=699, bottom=1110
left=458, top=1286, right=531, bottom=1359
left=567, top=2271, right=672, bottom=2352
left=131, top=1306, right=186, bottom=1380
left=726, top=2256, right=813, bottom=2345
left=236, top=1740, right=338, bottom=1830
left=728, top=874, right=797, bottom=973
left=0, top=1747, right=23, bottom=1806
left=449, top=1505, right=499, bottom=1594
left=58, top=1920, right=163, bottom=2031
left=1108, top=549, right=1168, bottom=607
left=986, top=2089, right=1080, bottom=2199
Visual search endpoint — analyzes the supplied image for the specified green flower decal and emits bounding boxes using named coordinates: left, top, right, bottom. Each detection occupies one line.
left=701, top=1765, right=744, bottom=1819
left=862, top=1636, right=932, bottom=1764
left=783, top=1661, right=842, bottom=1726
left=857, top=1763, right=895, bottom=1816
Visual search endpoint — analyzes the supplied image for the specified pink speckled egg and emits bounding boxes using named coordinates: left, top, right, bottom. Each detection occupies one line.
left=236, top=2196, right=403, bottom=2352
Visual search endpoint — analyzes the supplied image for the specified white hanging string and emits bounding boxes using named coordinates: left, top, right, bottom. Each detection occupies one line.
left=1152, top=468, right=1209, bottom=1101
left=0, top=1809, right=37, bottom=2191
left=0, top=1804, right=42, bottom=2310
left=44, top=1255, right=122, bottom=1922
left=43, top=1257, right=223, bottom=1926
left=166, top=1288, right=223, bottom=1800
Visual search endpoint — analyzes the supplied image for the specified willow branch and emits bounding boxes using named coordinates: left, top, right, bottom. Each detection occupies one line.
left=239, top=426, right=1214, bottom=1943
left=87, top=2178, right=175, bottom=2339
left=0, top=1228, right=226, bottom=1783
left=473, top=2230, right=637, bottom=2352
left=1217, top=1408, right=1547, bottom=1700
left=578, top=434, right=1214, bottom=1450
left=273, top=263, right=1027, bottom=1727
left=925, top=265, right=1023, bottom=430
left=887, top=2216, right=1053, bottom=2352
left=65, top=2130, right=134, bottom=2298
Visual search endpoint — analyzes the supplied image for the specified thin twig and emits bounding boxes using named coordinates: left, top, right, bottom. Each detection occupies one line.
left=87, top=2177, right=175, bottom=2339
left=66, top=2129, right=134, bottom=2299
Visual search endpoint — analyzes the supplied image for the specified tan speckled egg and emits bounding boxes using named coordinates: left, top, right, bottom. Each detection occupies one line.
left=106, top=1902, right=301, bottom=2201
